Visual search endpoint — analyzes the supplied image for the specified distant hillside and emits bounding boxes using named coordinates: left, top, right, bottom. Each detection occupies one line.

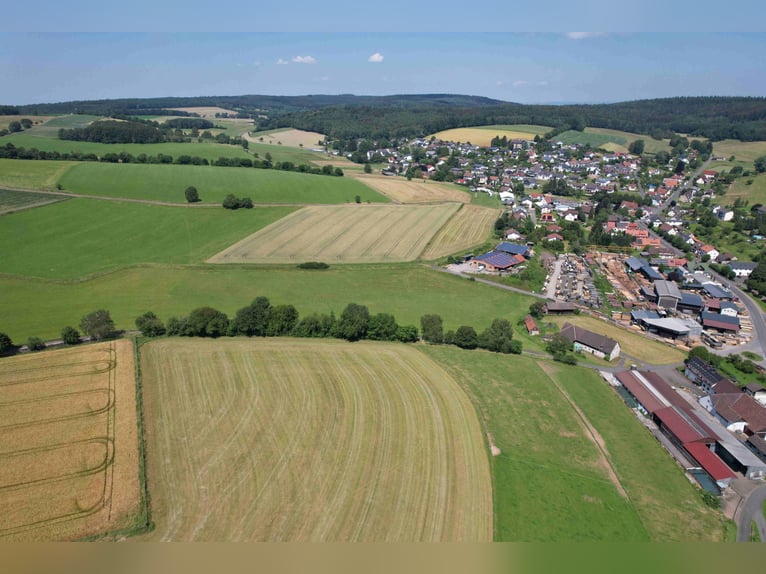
left=12, top=94, right=504, bottom=117
left=8, top=94, right=766, bottom=142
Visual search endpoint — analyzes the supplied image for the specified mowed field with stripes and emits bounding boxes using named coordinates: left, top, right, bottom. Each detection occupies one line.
left=140, top=338, right=493, bottom=541
left=208, top=203, right=497, bottom=264
left=0, top=340, right=141, bottom=541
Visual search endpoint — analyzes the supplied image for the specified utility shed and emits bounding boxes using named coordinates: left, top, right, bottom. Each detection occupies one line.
left=683, top=442, right=737, bottom=487
left=654, top=280, right=682, bottom=311
left=559, top=322, right=620, bottom=361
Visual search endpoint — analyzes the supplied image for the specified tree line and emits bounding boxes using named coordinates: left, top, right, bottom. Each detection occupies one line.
left=0, top=143, right=344, bottom=176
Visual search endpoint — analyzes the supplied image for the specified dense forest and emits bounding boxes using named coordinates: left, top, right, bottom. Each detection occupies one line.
left=7, top=94, right=766, bottom=142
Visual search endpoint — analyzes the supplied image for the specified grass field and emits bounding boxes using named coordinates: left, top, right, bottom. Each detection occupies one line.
left=247, top=128, right=326, bottom=148
left=0, top=188, right=67, bottom=214
left=0, top=159, right=78, bottom=190
left=22, top=115, right=101, bottom=138
left=1, top=133, right=252, bottom=162
left=1, top=115, right=55, bottom=132
left=431, top=125, right=550, bottom=146
left=245, top=140, right=337, bottom=166
left=0, top=340, right=140, bottom=541
left=57, top=162, right=386, bottom=204
left=208, top=203, right=460, bottom=264
left=550, top=315, right=686, bottom=365
left=0, top=265, right=536, bottom=343
left=0, top=198, right=296, bottom=279
left=421, top=204, right=500, bottom=260
left=140, top=338, right=492, bottom=541
left=423, top=347, right=727, bottom=541
left=351, top=173, right=470, bottom=204
left=727, top=174, right=766, bottom=205
left=713, top=140, right=766, bottom=165
left=553, top=128, right=671, bottom=155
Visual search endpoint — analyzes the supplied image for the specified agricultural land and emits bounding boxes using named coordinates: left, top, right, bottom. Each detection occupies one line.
left=140, top=338, right=492, bottom=541
left=0, top=340, right=140, bottom=541
left=0, top=159, right=79, bottom=190
left=424, top=347, right=727, bottom=541
left=421, top=204, right=501, bottom=260
left=431, top=125, right=550, bottom=146
left=207, top=203, right=460, bottom=264
left=351, top=173, right=470, bottom=204
left=0, top=188, right=66, bottom=215
left=726, top=174, right=766, bottom=205
left=0, top=198, right=296, bottom=279
left=58, top=163, right=385, bottom=204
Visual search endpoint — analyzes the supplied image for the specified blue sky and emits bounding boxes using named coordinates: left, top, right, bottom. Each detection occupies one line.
left=2, top=31, right=765, bottom=105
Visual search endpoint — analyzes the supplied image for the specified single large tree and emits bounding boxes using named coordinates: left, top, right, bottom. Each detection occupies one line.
left=755, top=155, right=766, bottom=173
left=230, top=296, right=272, bottom=336
left=135, top=311, right=166, bottom=337
left=367, top=313, right=399, bottom=341
left=185, top=186, right=200, bottom=203
left=0, top=332, right=13, bottom=353
left=61, top=326, right=81, bottom=345
left=337, top=303, right=370, bottom=341
left=80, top=309, right=115, bottom=340
left=453, top=325, right=479, bottom=349
left=265, top=304, right=299, bottom=337
left=186, top=307, right=229, bottom=338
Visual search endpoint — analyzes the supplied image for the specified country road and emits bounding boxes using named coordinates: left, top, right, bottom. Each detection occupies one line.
left=736, top=484, right=766, bottom=542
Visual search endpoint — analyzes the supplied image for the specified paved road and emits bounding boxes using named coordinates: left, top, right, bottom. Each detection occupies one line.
left=736, top=484, right=766, bottom=542
left=656, top=157, right=712, bottom=214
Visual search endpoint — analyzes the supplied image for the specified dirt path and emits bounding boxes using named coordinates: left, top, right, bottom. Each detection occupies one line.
left=536, top=361, right=629, bottom=499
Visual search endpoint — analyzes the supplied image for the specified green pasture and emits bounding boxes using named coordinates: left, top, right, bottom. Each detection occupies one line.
left=1, top=133, right=252, bottom=161
left=246, top=141, right=335, bottom=165
left=423, top=348, right=728, bottom=541
left=554, top=362, right=728, bottom=541
left=423, top=347, right=648, bottom=541
left=0, top=158, right=78, bottom=190
left=23, top=114, right=101, bottom=137
left=0, top=188, right=66, bottom=213
left=0, top=265, right=536, bottom=343
left=553, top=128, right=670, bottom=154
left=713, top=140, right=766, bottom=165
left=727, top=174, right=766, bottom=205
left=0, top=198, right=295, bottom=280
left=58, top=162, right=387, bottom=204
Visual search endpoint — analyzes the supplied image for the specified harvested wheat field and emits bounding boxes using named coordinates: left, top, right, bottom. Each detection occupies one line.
left=421, top=204, right=501, bottom=260
left=208, top=203, right=460, bottom=264
left=247, top=128, right=327, bottom=149
left=0, top=340, right=140, bottom=540
left=168, top=106, right=238, bottom=118
left=352, top=173, right=470, bottom=204
left=140, top=338, right=492, bottom=541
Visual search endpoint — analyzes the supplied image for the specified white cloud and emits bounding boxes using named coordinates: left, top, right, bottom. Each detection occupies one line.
left=276, top=58, right=289, bottom=65
left=368, top=52, right=384, bottom=63
left=512, top=80, right=530, bottom=87
left=496, top=80, right=504, bottom=86
left=566, top=32, right=606, bottom=40
left=292, top=55, right=317, bottom=64
left=320, top=76, right=329, bottom=82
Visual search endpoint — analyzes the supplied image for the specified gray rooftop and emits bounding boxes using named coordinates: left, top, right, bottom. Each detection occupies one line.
left=654, top=280, right=682, bottom=300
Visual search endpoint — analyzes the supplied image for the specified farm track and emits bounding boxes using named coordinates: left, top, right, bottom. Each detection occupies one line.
left=0, top=340, right=140, bottom=540
left=140, top=338, right=492, bottom=541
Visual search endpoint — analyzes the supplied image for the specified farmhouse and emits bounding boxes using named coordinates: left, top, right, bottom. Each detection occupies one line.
left=524, top=315, right=540, bottom=336
left=729, top=261, right=758, bottom=278
left=559, top=322, right=620, bottom=361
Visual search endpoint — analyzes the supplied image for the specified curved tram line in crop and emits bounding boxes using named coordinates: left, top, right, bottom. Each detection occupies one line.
left=0, top=343, right=118, bottom=538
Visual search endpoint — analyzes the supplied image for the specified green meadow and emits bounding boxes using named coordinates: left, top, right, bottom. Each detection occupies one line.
left=1, top=132, right=253, bottom=161
left=0, top=264, right=536, bottom=343
left=422, top=347, right=728, bottom=541
left=58, top=162, right=387, bottom=204
left=0, top=198, right=295, bottom=279
left=0, top=158, right=78, bottom=190
left=0, top=188, right=66, bottom=213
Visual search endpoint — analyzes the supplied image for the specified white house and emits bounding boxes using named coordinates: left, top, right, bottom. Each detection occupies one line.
left=729, top=261, right=758, bottom=278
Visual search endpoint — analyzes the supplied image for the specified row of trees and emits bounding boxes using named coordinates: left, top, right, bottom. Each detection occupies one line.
left=222, top=194, right=253, bottom=209
left=130, top=298, right=523, bottom=356
left=0, top=143, right=344, bottom=177
left=0, top=310, right=115, bottom=356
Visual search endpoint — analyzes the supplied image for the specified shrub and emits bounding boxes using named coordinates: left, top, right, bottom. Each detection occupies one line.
left=61, top=326, right=81, bottom=345
left=396, top=325, right=419, bottom=343
left=336, top=303, right=370, bottom=342
left=420, top=314, right=444, bottom=344
left=27, top=336, right=46, bottom=351
left=185, top=186, right=200, bottom=203
left=135, top=311, right=166, bottom=337
left=297, top=261, right=329, bottom=269
left=0, top=332, right=14, bottom=354
left=186, top=307, right=229, bottom=338
left=454, top=326, right=479, bottom=349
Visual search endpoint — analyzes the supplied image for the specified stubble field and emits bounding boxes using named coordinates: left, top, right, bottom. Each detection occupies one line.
left=208, top=203, right=460, bottom=264
left=431, top=125, right=549, bottom=146
left=421, top=204, right=501, bottom=260
left=351, top=173, right=470, bottom=204
left=0, top=340, right=140, bottom=540
left=140, top=338, right=493, bottom=541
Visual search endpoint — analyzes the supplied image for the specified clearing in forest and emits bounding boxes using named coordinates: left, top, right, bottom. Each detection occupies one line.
left=140, top=338, right=492, bottom=541
left=207, top=203, right=460, bottom=264
left=0, top=340, right=141, bottom=541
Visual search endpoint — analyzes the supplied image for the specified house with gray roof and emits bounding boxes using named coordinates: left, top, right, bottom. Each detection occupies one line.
left=559, top=322, right=620, bottom=361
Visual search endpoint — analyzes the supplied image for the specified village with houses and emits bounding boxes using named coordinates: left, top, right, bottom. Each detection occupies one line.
left=347, top=128, right=766, bottom=502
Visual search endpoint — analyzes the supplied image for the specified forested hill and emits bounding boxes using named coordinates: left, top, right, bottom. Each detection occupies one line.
left=265, top=96, right=766, bottom=142
left=9, top=94, right=766, bottom=141
left=12, top=94, right=504, bottom=117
